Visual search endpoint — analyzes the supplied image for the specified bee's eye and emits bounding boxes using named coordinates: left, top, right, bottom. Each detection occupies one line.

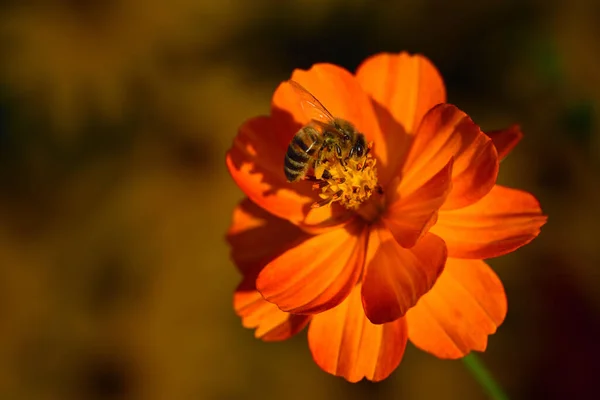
left=355, top=144, right=364, bottom=157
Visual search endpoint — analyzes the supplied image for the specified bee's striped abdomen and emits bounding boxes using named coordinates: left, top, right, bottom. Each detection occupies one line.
left=284, top=127, right=320, bottom=182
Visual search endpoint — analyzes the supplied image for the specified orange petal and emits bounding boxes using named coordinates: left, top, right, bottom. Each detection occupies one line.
left=226, top=198, right=309, bottom=275
left=256, top=221, right=368, bottom=314
left=234, top=273, right=311, bottom=342
left=226, top=116, right=316, bottom=224
left=308, top=284, right=408, bottom=382
left=361, top=225, right=447, bottom=324
left=430, top=185, right=547, bottom=259
left=383, top=158, right=453, bottom=248
left=406, top=258, right=507, bottom=359
left=402, top=104, right=498, bottom=210
left=356, top=52, right=446, bottom=135
left=485, top=124, right=523, bottom=161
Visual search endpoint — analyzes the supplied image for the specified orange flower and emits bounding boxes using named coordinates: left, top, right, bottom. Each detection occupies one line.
left=226, top=52, right=546, bottom=382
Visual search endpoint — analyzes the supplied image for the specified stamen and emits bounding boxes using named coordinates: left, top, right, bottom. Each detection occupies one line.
left=309, top=141, right=380, bottom=210
left=312, top=181, right=328, bottom=190
left=311, top=197, right=333, bottom=209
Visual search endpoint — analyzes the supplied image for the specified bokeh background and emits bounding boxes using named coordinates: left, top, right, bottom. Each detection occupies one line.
left=0, top=1, right=598, bottom=399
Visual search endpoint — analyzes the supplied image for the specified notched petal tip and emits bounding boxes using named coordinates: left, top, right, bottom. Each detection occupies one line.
left=406, top=259, right=507, bottom=359
left=431, top=184, right=547, bottom=259
left=308, top=284, right=408, bottom=382
left=486, top=124, right=523, bottom=161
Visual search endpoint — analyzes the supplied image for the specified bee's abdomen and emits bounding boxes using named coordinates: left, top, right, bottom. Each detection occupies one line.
left=284, top=130, right=318, bottom=182
left=284, top=144, right=309, bottom=182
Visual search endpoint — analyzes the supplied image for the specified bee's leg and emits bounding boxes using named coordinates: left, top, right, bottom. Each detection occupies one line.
left=313, top=146, right=326, bottom=177
left=304, top=175, right=318, bottom=181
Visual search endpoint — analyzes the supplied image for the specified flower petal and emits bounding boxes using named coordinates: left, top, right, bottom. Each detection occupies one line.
left=234, top=274, right=311, bottom=342
left=383, top=158, right=453, bottom=248
left=356, top=52, right=446, bottom=135
left=406, top=258, right=507, bottom=359
left=361, top=225, right=447, bottom=324
left=402, top=104, right=499, bottom=210
left=256, top=221, right=368, bottom=314
left=308, top=284, right=408, bottom=382
left=485, top=124, right=523, bottom=161
left=430, top=185, right=547, bottom=259
left=226, top=116, right=316, bottom=224
left=227, top=198, right=309, bottom=275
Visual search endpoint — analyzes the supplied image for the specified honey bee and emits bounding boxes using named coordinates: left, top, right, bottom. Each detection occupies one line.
left=283, top=80, right=368, bottom=182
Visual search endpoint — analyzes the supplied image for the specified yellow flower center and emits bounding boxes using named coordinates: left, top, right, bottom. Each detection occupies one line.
left=311, top=144, right=381, bottom=210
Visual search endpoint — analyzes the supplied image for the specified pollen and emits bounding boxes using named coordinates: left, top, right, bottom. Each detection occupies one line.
left=311, top=144, right=381, bottom=210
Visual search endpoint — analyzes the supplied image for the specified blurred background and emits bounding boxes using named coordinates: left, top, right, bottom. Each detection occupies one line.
left=0, top=0, right=598, bottom=399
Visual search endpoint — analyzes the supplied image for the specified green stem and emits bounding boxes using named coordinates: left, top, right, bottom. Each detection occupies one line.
left=462, top=353, right=509, bottom=400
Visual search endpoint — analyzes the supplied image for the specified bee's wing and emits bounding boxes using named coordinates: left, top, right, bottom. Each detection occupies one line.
left=286, top=80, right=335, bottom=124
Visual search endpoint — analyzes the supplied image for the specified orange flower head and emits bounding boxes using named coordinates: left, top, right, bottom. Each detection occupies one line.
left=226, top=51, right=547, bottom=382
